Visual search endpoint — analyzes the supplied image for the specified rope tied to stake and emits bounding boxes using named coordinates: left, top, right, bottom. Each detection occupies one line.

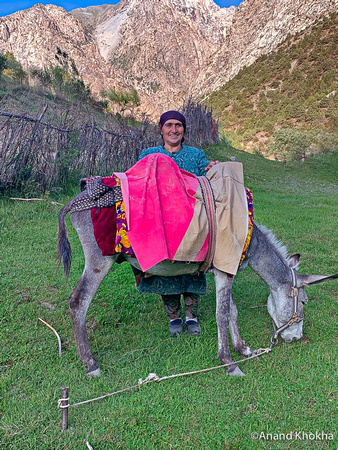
left=57, top=347, right=271, bottom=411
left=57, top=398, right=69, bottom=408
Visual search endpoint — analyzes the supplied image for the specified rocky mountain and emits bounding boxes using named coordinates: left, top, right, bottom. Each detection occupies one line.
left=72, top=0, right=235, bottom=116
left=0, top=0, right=337, bottom=118
left=0, top=3, right=122, bottom=95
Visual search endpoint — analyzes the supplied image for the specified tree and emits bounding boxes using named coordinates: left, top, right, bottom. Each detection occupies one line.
left=3, top=52, right=28, bottom=83
left=0, top=53, right=7, bottom=76
left=268, top=128, right=314, bottom=161
left=30, top=67, right=52, bottom=87
left=30, top=65, right=91, bottom=101
left=101, top=87, right=140, bottom=115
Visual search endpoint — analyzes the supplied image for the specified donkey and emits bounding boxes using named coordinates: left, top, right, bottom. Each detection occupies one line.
left=58, top=198, right=336, bottom=377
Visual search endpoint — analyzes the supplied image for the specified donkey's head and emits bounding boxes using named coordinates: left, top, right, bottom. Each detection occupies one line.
left=267, top=254, right=337, bottom=343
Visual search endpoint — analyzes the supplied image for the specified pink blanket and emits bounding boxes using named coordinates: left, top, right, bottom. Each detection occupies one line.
left=114, top=154, right=248, bottom=275
left=120, top=154, right=209, bottom=271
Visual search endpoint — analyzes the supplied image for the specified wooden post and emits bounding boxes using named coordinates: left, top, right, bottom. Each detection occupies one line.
left=60, top=386, right=69, bottom=431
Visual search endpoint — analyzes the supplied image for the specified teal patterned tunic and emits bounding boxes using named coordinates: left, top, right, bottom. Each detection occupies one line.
left=137, top=145, right=208, bottom=295
left=139, top=145, right=209, bottom=177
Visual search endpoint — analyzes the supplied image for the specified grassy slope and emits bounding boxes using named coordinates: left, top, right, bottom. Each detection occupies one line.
left=0, top=76, right=119, bottom=130
left=207, top=13, right=338, bottom=152
left=0, top=146, right=337, bottom=449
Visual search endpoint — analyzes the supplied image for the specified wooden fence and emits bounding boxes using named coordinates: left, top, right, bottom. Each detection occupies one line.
left=0, top=102, right=218, bottom=194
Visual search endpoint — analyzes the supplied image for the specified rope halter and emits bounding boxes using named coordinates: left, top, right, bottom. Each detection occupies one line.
left=270, top=268, right=303, bottom=348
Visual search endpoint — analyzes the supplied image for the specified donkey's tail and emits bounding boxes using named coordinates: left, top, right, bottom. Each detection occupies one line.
left=57, top=202, right=73, bottom=278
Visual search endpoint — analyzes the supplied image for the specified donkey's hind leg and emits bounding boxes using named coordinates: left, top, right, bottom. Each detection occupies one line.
left=229, top=293, right=253, bottom=357
left=69, top=210, right=115, bottom=376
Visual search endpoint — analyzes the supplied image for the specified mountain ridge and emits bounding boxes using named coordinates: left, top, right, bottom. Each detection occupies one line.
left=0, top=0, right=336, bottom=119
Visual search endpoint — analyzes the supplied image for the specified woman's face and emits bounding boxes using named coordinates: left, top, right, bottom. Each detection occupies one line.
left=161, top=119, right=184, bottom=149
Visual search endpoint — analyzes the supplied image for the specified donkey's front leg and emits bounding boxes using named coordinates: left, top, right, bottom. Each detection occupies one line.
left=213, top=268, right=245, bottom=377
left=229, top=293, right=253, bottom=358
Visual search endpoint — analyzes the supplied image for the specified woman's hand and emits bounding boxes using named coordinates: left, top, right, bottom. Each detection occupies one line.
left=205, top=160, right=220, bottom=171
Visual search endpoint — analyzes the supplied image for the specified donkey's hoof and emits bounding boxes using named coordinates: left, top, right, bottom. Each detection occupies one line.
left=87, top=367, right=101, bottom=377
left=227, top=365, right=245, bottom=377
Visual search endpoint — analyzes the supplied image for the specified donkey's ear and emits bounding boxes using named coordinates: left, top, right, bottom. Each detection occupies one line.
left=288, top=254, right=301, bottom=270
left=298, top=273, right=338, bottom=287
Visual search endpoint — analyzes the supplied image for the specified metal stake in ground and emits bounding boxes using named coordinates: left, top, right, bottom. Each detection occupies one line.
left=60, top=387, right=69, bottom=431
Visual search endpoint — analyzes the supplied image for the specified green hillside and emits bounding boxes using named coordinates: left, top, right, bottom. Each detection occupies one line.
left=207, top=13, right=338, bottom=160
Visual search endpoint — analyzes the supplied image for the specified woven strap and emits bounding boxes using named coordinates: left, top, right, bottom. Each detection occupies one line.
left=197, top=176, right=217, bottom=273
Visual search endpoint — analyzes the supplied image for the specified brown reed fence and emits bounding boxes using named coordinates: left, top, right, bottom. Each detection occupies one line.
left=183, top=100, right=219, bottom=149
left=0, top=101, right=218, bottom=194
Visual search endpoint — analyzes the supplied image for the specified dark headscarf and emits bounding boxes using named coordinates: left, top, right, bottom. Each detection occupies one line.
left=159, top=110, right=186, bottom=132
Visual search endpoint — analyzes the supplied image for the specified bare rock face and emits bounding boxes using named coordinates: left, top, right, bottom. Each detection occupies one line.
left=72, top=0, right=235, bottom=116
left=0, top=0, right=336, bottom=118
left=0, top=3, right=120, bottom=95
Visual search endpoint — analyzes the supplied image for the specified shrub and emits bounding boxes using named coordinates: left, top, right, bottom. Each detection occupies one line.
left=2, top=52, right=28, bottom=83
left=0, top=53, right=7, bottom=76
left=100, top=87, right=140, bottom=115
left=268, top=128, right=338, bottom=161
left=30, top=65, right=91, bottom=101
left=268, top=128, right=314, bottom=161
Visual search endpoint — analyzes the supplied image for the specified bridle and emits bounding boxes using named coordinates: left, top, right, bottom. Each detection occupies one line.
left=270, top=268, right=304, bottom=348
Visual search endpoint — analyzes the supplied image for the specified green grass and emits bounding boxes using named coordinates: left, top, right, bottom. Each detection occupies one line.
left=0, top=148, right=337, bottom=449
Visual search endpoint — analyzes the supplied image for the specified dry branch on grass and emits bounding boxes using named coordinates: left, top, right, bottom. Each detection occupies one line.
left=38, top=318, right=62, bottom=357
left=10, top=197, right=63, bottom=205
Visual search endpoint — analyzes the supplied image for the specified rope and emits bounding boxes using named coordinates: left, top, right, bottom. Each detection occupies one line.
left=197, top=176, right=217, bottom=273
left=57, top=348, right=271, bottom=410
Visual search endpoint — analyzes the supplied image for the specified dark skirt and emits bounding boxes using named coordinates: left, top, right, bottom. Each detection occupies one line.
left=138, top=273, right=207, bottom=295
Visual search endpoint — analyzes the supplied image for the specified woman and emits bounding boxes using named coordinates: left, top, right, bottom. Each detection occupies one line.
left=138, top=110, right=219, bottom=336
